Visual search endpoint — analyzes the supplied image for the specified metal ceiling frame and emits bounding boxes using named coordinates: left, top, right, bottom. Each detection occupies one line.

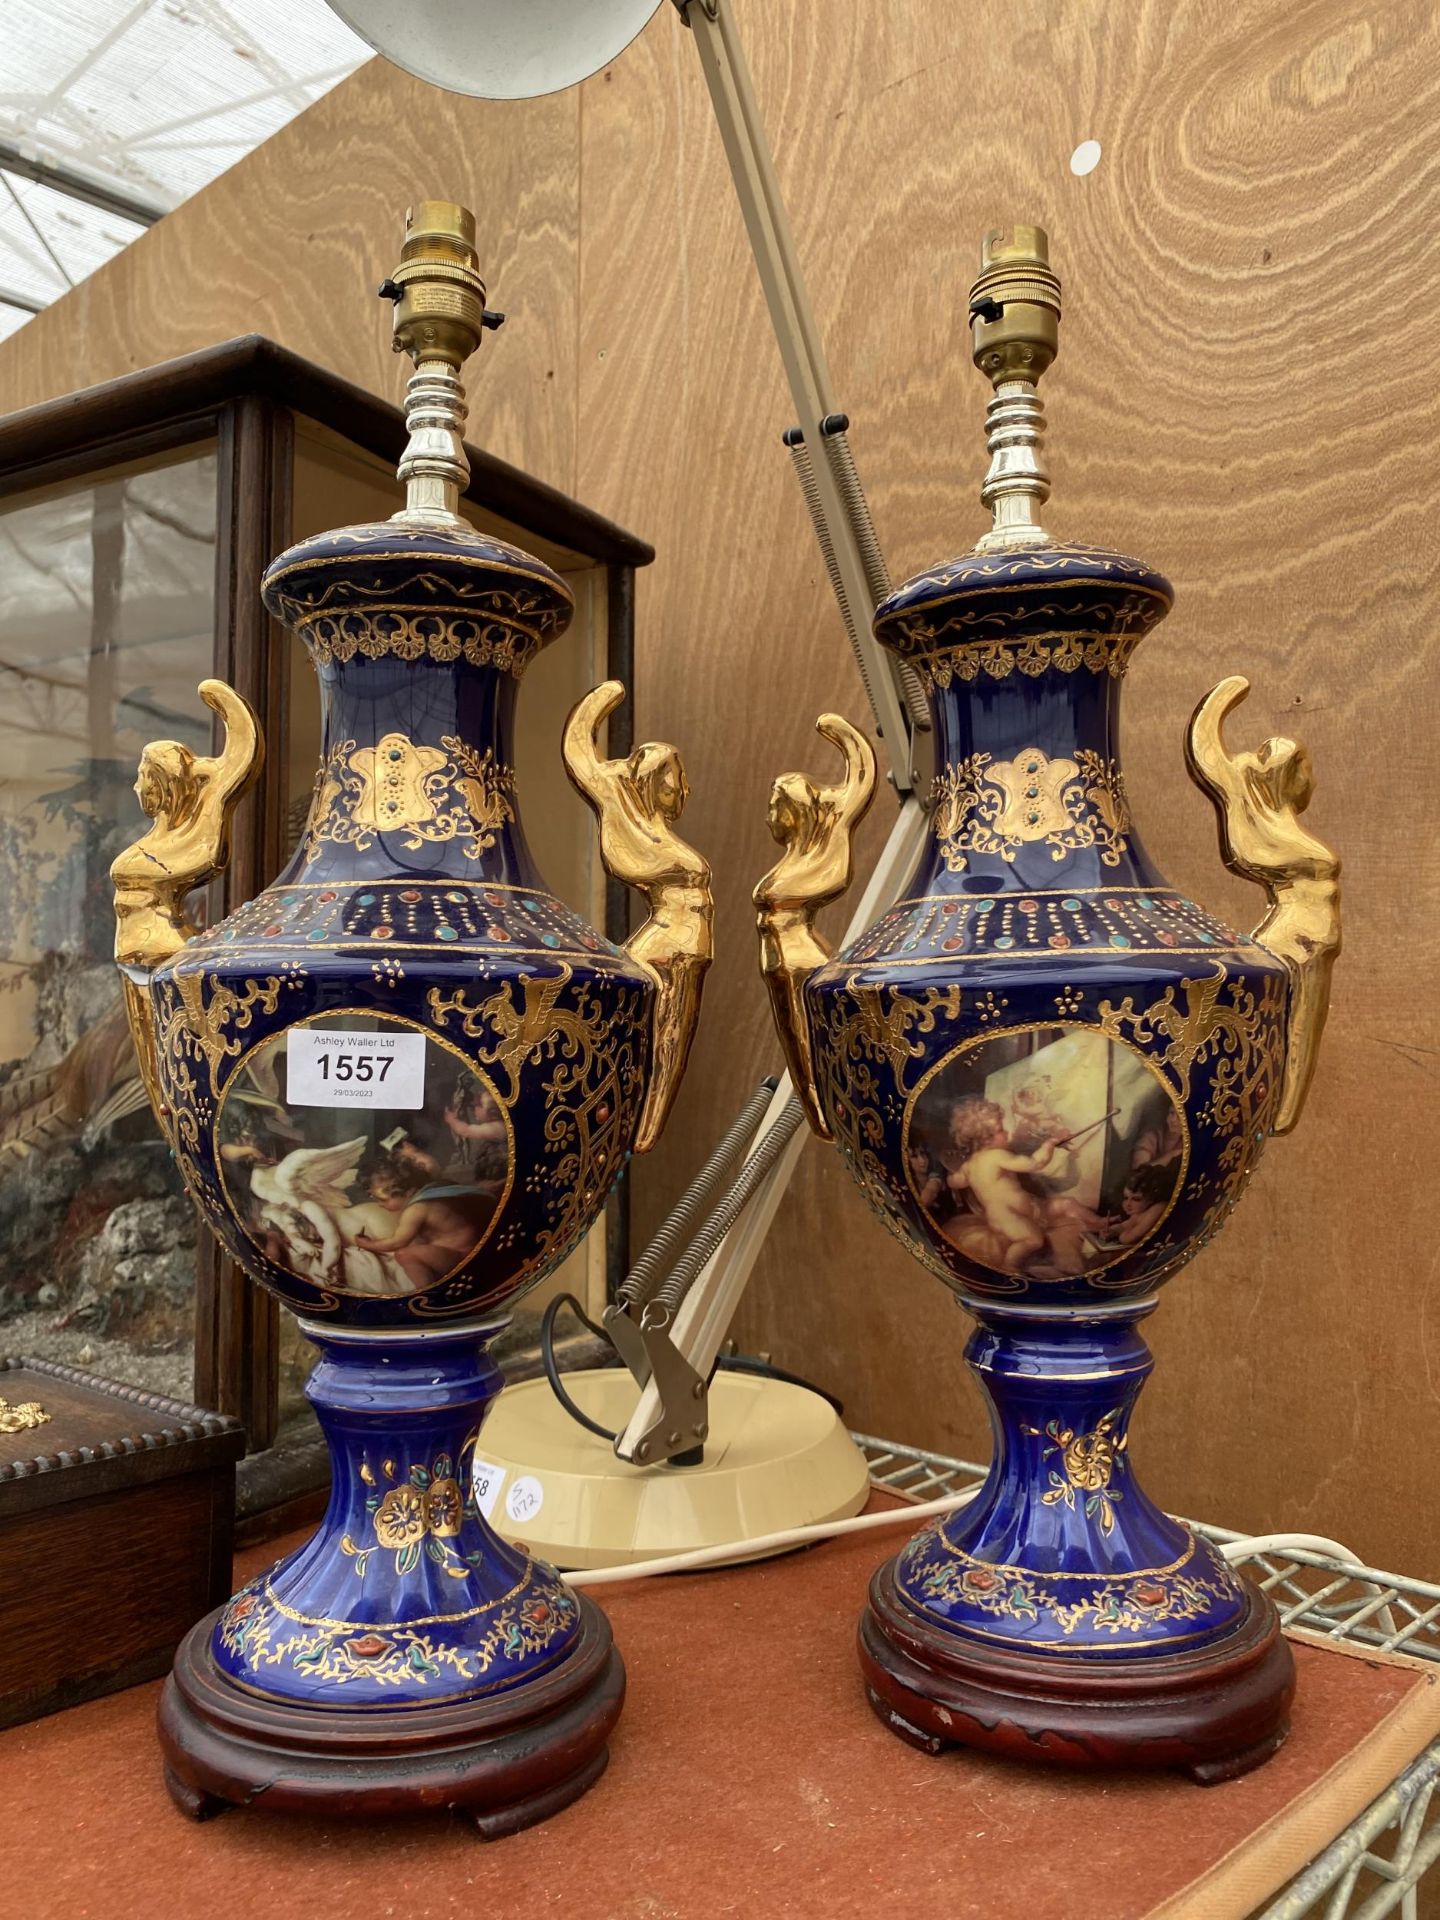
left=0, top=283, right=44, bottom=318
left=0, top=139, right=166, bottom=230
left=0, top=0, right=369, bottom=328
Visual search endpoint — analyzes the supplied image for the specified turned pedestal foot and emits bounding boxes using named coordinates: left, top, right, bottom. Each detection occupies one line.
left=163, top=1763, right=228, bottom=1822
left=159, top=1327, right=626, bottom=1835
left=158, top=1595, right=623, bottom=1836
left=860, top=1556, right=1293, bottom=1783
left=858, top=1312, right=1296, bottom=1782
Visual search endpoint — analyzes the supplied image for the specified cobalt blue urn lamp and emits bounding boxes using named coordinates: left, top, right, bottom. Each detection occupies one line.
left=753, top=226, right=1341, bottom=1780
left=110, top=201, right=713, bottom=1833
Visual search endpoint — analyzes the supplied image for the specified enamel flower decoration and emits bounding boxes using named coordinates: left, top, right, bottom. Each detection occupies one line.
left=374, top=1483, right=426, bottom=1550
left=425, top=1476, right=464, bottom=1538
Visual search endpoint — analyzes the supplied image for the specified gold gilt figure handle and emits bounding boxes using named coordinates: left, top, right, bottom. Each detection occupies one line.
left=1186, top=674, right=1340, bottom=1133
left=753, top=714, right=878, bottom=1138
left=562, top=680, right=714, bottom=1155
left=111, top=678, right=264, bottom=1125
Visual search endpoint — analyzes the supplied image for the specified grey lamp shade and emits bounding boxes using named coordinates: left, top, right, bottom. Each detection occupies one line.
left=328, top=0, right=665, bottom=99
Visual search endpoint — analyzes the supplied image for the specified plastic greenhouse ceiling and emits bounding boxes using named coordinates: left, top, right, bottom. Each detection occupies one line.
left=0, top=0, right=370, bottom=344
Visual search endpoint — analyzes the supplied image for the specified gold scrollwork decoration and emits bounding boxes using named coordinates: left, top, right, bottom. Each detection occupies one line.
left=297, top=607, right=545, bottom=676
left=752, top=714, right=878, bottom=1137
left=809, top=976, right=966, bottom=1282
left=263, top=546, right=573, bottom=677
left=303, top=731, right=515, bottom=864
left=931, top=745, right=1130, bottom=871
left=428, top=965, right=590, bottom=1106
left=0, top=1396, right=50, bottom=1434
left=819, top=978, right=965, bottom=1100
left=1185, top=676, right=1341, bottom=1133
left=562, top=681, right=713, bottom=1155
left=1095, top=964, right=1287, bottom=1260
left=878, top=543, right=1166, bottom=606
left=426, top=965, right=650, bottom=1284
left=157, top=971, right=289, bottom=1092
left=914, top=627, right=1144, bottom=690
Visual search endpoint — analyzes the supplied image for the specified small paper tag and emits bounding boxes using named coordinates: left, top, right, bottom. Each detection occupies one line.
left=471, top=1457, right=507, bottom=1520
left=505, top=1475, right=545, bottom=1526
left=286, top=1027, right=426, bottom=1109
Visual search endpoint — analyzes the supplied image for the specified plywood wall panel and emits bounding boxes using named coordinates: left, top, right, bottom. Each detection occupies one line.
left=0, top=61, right=581, bottom=494
left=1, top=0, right=1436, bottom=1577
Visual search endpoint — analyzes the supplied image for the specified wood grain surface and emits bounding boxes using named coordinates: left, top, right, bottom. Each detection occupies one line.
left=0, top=60, right=581, bottom=496
left=1, top=1, right=1435, bottom=1577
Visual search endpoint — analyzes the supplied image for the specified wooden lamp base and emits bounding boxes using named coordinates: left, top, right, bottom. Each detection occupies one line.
left=159, top=1590, right=623, bottom=1838
left=860, top=1555, right=1295, bottom=1784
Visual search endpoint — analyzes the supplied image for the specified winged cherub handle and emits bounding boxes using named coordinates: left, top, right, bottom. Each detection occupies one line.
left=562, top=680, right=714, bottom=1155
left=1185, top=674, right=1341, bottom=1134
left=110, top=678, right=264, bottom=1129
left=753, top=713, right=878, bottom=1139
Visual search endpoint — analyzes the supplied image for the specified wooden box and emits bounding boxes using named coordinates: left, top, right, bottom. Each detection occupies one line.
left=0, top=1355, right=244, bottom=1729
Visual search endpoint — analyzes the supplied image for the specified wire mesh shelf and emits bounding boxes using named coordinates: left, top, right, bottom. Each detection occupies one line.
left=854, top=1434, right=1440, bottom=1920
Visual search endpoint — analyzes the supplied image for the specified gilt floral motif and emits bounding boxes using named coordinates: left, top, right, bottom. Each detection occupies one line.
left=342, top=1450, right=484, bottom=1580
left=303, top=732, right=515, bottom=864
left=930, top=746, right=1132, bottom=872
left=1022, top=1410, right=1128, bottom=1534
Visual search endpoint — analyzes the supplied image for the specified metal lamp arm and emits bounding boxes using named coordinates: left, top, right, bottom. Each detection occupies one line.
left=674, top=0, right=920, bottom=789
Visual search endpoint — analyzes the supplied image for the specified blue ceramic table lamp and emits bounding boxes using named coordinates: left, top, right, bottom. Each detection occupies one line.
left=754, top=227, right=1341, bottom=1780
left=111, top=201, right=713, bottom=1832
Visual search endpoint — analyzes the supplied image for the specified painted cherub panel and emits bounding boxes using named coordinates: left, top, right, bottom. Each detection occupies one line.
left=908, top=1024, right=1186, bottom=1282
left=215, top=1014, right=511, bottom=1297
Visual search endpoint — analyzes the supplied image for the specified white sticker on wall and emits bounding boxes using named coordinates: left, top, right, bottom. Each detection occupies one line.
left=505, top=1474, right=545, bottom=1527
left=286, top=1026, right=427, bottom=1109
left=471, top=1457, right=507, bottom=1520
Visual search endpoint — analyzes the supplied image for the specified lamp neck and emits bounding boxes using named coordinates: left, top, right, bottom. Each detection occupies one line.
left=975, top=376, right=1051, bottom=552
left=393, top=355, right=471, bottom=530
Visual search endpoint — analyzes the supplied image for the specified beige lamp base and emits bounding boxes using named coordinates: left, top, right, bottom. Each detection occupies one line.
left=475, top=1368, right=871, bottom=1570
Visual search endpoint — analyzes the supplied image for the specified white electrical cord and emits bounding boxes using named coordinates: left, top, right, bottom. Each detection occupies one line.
left=1218, top=1531, right=1365, bottom=1566
left=1218, top=1530, right=1398, bottom=1638
left=563, top=1486, right=980, bottom=1588
left=563, top=1507, right=1385, bottom=1627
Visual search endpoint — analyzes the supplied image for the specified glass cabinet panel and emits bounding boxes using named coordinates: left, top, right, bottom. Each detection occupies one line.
left=0, top=449, right=217, bottom=1398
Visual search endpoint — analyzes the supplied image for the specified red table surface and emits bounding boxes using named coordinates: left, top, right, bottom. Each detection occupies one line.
left=3, top=1512, right=1438, bottom=1920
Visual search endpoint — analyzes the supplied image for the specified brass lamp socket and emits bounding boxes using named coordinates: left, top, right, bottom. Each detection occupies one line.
left=969, top=224, right=1062, bottom=389
left=386, top=200, right=488, bottom=369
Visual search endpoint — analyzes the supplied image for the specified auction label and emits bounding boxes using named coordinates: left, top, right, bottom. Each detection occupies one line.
left=471, top=1458, right=507, bottom=1520
left=505, top=1475, right=545, bottom=1527
left=286, top=1026, right=426, bottom=1109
